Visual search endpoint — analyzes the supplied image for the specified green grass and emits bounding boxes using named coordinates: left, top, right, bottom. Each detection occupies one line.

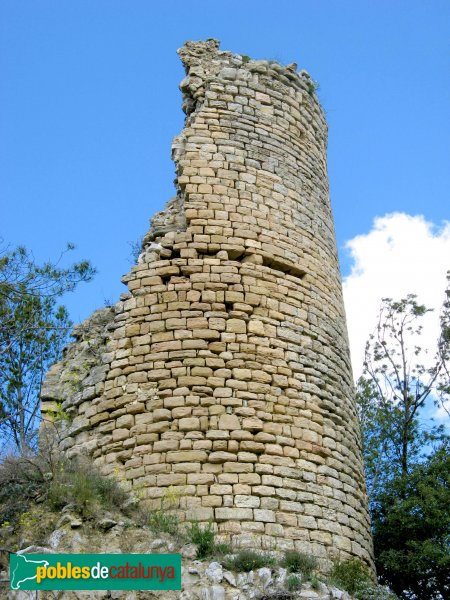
left=185, top=520, right=216, bottom=558
left=184, top=520, right=233, bottom=559
left=223, top=549, right=276, bottom=572
left=356, top=585, right=398, bottom=599
left=286, top=574, right=302, bottom=591
left=281, top=550, right=317, bottom=577
left=307, top=80, right=320, bottom=97
left=330, top=559, right=372, bottom=595
left=214, top=542, right=233, bottom=557
left=47, top=459, right=128, bottom=519
left=147, top=510, right=179, bottom=536
left=310, top=575, right=321, bottom=591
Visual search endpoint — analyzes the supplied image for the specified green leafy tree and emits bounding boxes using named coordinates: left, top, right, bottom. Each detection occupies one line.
left=0, top=243, right=95, bottom=454
left=372, top=442, right=450, bottom=600
left=437, top=274, right=450, bottom=412
left=357, top=276, right=450, bottom=498
left=357, top=274, right=450, bottom=598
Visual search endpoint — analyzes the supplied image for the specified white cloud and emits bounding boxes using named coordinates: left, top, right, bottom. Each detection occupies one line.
left=433, top=402, right=450, bottom=419
left=342, top=213, right=450, bottom=416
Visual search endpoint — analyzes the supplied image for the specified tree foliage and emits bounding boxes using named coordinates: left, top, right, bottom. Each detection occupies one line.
left=0, top=243, right=95, bottom=454
left=357, top=273, right=450, bottom=599
left=357, top=277, right=450, bottom=498
left=372, top=442, right=450, bottom=600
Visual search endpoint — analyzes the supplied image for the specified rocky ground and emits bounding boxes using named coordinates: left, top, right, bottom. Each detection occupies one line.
left=2, top=508, right=357, bottom=600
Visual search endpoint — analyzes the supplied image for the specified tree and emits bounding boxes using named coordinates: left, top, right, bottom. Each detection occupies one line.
left=357, top=274, right=450, bottom=599
left=437, top=273, right=450, bottom=414
left=357, top=277, right=450, bottom=499
left=0, top=243, right=95, bottom=454
left=372, top=442, right=450, bottom=600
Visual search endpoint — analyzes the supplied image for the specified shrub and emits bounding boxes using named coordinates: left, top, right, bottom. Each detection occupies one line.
left=310, top=575, right=321, bottom=591
left=148, top=510, right=179, bottom=536
left=330, top=559, right=373, bottom=595
left=214, top=542, right=233, bottom=557
left=286, top=574, right=302, bottom=591
left=16, top=506, right=57, bottom=545
left=307, top=80, right=320, bottom=96
left=184, top=520, right=232, bottom=559
left=282, top=550, right=317, bottom=577
left=47, top=458, right=128, bottom=518
left=356, top=585, right=398, bottom=600
left=223, top=549, right=276, bottom=572
left=186, top=520, right=216, bottom=559
left=0, top=455, right=47, bottom=529
left=0, top=451, right=130, bottom=535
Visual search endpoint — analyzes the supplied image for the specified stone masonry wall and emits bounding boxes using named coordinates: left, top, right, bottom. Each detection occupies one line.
left=41, top=39, right=374, bottom=571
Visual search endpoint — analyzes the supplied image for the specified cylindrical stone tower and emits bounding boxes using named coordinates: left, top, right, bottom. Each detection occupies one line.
left=41, top=39, right=374, bottom=569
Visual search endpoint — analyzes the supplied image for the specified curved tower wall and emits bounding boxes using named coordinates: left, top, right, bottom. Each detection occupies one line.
left=41, top=40, right=373, bottom=568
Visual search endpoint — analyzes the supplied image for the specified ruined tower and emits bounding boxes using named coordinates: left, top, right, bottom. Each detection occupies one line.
left=41, top=40, right=374, bottom=569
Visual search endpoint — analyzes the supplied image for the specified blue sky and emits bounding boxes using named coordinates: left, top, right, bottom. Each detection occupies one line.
left=1, top=0, right=449, bottom=367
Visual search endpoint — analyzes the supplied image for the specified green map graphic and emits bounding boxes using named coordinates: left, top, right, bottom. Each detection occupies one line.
left=10, top=554, right=49, bottom=590
left=9, top=553, right=181, bottom=590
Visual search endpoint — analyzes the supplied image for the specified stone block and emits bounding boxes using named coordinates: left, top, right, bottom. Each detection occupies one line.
left=179, top=417, right=200, bottom=431
left=166, top=450, right=207, bottom=463
left=254, top=509, right=276, bottom=523
left=109, top=428, right=127, bottom=442
left=234, top=495, right=260, bottom=508
left=215, top=508, right=253, bottom=521
left=153, top=409, right=171, bottom=422
left=218, top=414, right=240, bottom=430
left=226, top=319, right=246, bottom=334
left=209, top=451, right=237, bottom=463
left=242, top=418, right=264, bottom=432
left=116, top=415, right=134, bottom=429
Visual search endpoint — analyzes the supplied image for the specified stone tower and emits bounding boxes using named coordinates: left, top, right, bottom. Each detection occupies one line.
left=41, top=40, right=374, bottom=569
